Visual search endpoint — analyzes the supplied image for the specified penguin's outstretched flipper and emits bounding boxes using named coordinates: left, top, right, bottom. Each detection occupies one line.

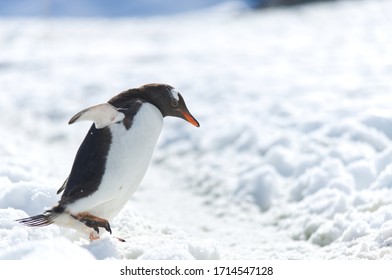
left=69, top=103, right=125, bottom=129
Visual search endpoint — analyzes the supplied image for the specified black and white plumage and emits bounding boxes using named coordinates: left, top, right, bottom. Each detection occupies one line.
left=17, top=83, right=199, bottom=240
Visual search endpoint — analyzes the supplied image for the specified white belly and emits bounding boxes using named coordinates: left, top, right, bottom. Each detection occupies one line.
left=67, top=103, right=163, bottom=220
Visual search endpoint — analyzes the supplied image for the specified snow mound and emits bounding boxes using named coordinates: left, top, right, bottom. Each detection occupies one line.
left=0, top=182, right=56, bottom=216
left=234, top=166, right=282, bottom=211
left=112, top=209, right=220, bottom=260
left=0, top=237, right=95, bottom=260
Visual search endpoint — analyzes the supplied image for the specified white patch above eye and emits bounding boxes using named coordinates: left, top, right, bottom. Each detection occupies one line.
left=170, top=89, right=180, bottom=102
left=69, top=103, right=125, bottom=129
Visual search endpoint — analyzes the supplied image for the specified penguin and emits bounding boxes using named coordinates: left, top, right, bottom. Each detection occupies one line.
left=17, top=83, right=199, bottom=241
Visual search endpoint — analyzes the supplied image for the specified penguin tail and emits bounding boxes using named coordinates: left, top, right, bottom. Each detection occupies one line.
left=16, top=209, right=61, bottom=227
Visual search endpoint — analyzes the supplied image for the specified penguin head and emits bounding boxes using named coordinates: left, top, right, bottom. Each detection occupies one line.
left=142, top=84, right=200, bottom=127
left=111, top=83, right=200, bottom=127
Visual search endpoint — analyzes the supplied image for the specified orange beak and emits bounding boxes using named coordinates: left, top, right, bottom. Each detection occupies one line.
left=181, top=110, right=200, bottom=127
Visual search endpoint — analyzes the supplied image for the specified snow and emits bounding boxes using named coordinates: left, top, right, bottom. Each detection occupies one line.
left=1, top=0, right=392, bottom=259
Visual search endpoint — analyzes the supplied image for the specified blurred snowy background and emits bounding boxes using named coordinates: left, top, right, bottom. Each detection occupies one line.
left=0, top=0, right=337, bottom=17
left=1, top=0, right=392, bottom=259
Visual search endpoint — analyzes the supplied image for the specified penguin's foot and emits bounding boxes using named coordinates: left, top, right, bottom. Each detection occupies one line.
left=72, top=212, right=112, bottom=235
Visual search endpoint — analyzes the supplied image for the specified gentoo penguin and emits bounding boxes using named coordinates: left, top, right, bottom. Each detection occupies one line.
left=17, top=83, right=199, bottom=241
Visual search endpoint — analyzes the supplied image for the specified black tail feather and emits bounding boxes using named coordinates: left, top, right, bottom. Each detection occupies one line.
left=16, top=212, right=58, bottom=227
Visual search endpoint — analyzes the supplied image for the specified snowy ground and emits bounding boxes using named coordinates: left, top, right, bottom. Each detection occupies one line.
left=1, top=0, right=392, bottom=259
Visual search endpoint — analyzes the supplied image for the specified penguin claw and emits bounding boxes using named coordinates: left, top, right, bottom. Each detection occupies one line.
left=72, top=212, right=112, bottom=236
left=105, top=223, right=112, bottom=234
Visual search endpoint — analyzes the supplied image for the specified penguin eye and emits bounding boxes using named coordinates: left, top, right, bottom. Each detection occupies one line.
left=171, top=100, right=178, bottom=107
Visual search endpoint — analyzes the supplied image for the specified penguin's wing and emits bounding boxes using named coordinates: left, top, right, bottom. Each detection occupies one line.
left=69, top=103, right=125, bottom=129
